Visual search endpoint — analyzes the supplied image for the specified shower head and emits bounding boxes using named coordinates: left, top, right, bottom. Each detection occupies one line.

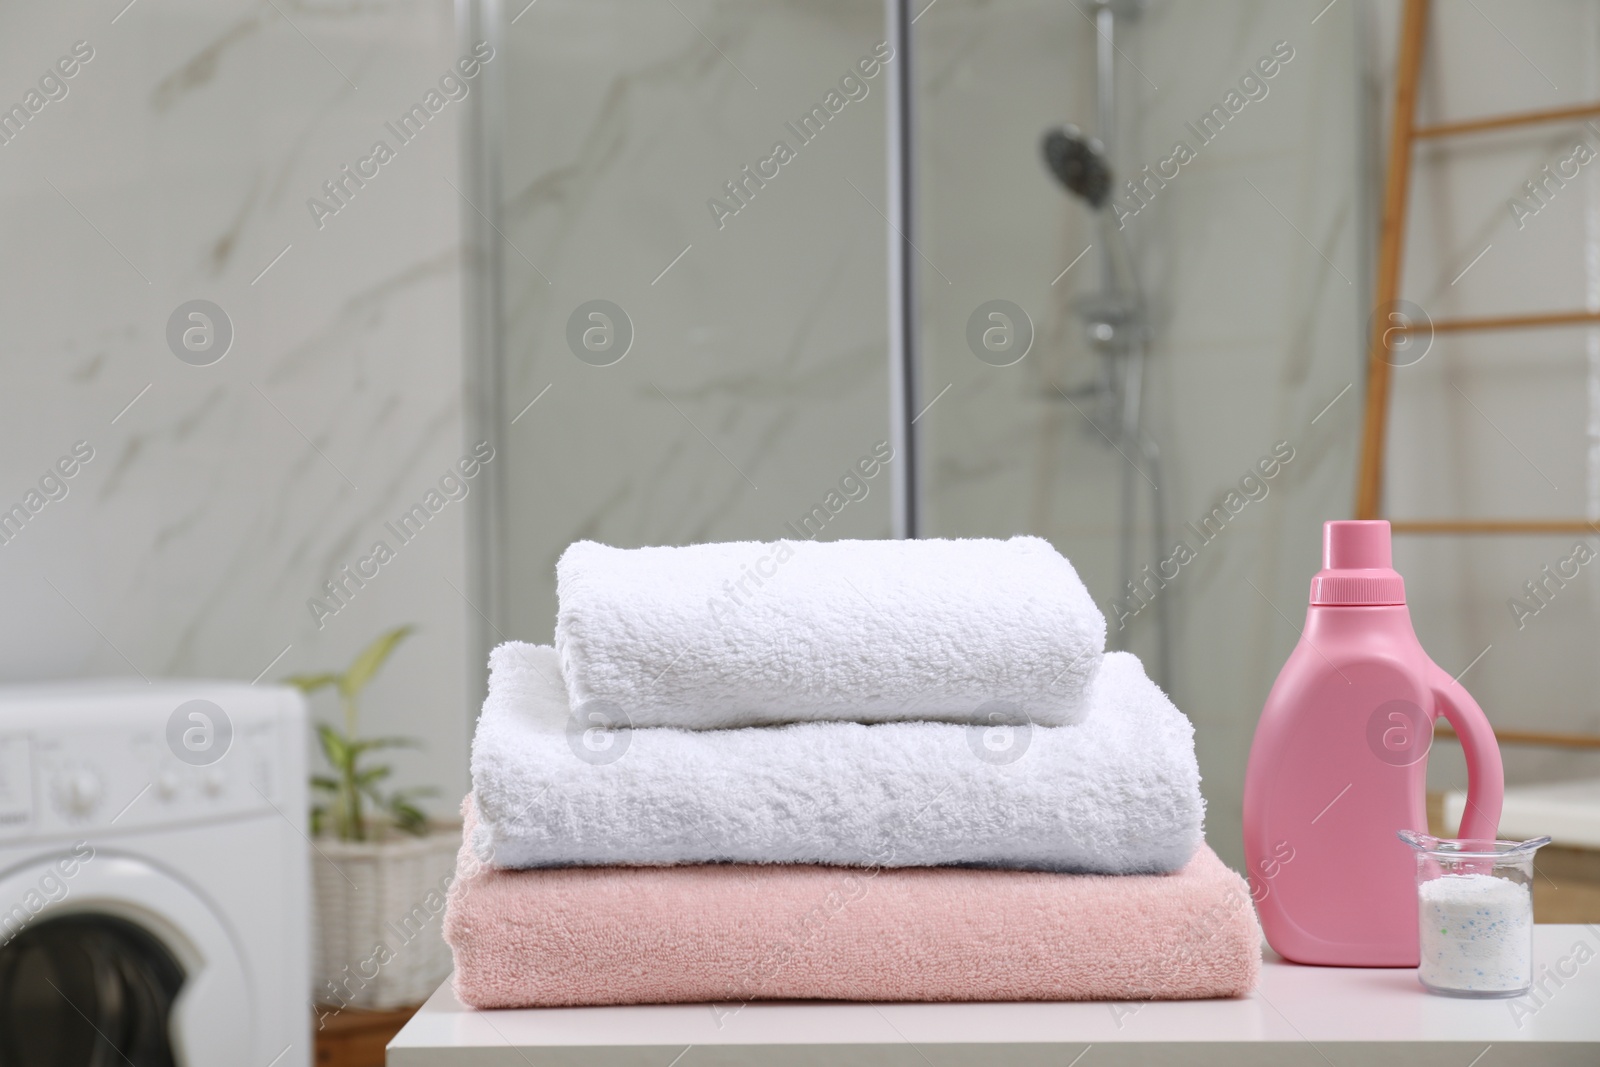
left=1041, top=124, right=1111, bottom=210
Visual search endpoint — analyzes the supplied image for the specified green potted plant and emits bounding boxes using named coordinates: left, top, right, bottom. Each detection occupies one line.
left=286, top=626, right=458, bottom=1012
left=290, top=625, right=434, bottom=842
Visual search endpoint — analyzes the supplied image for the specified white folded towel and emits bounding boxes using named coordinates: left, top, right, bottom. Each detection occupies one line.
left=470, top=645, right=1203, bottom=874
left=554, top=536, right=1106, bottom=729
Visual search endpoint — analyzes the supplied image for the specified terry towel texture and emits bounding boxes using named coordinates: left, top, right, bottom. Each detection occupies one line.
left=446, top=797, right=1259, bottom=1009
left=554, top=536, right=1106, bottom=730
left=471, top=645, right=1203, bottom=873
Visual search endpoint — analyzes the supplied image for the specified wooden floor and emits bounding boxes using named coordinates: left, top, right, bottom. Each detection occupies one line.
left=315, top=1005, right=420, bottom=1067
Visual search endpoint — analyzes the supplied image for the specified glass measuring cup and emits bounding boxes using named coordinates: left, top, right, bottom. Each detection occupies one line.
left=1397, top=830, right=1551, bottom=997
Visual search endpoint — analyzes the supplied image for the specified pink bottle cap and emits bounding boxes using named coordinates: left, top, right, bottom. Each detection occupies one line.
left=1310, top=520, right=1406, bottom=605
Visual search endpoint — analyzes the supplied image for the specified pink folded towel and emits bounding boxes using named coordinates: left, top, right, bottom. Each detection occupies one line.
left=444, top=799, right=1261, bottom=1008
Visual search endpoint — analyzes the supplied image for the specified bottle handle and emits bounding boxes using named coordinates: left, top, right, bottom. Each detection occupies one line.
left=1429, top=664, right=1504, bottom=841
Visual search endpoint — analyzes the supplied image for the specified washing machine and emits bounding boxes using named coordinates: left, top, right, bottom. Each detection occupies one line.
left=0, top=679, right=309, bottom=1066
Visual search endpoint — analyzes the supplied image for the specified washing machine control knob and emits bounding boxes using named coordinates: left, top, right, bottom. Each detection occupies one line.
left=56, top=768, right=103, bottom=817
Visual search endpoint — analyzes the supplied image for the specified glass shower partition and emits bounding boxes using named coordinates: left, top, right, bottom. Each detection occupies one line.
left=461, top=0, right=1371, bottom=867
left=467, top=0, right=895, bottom=655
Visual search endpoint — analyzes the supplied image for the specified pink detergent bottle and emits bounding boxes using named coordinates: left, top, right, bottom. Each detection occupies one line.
left=1243, top=520, right=1504, bottom=966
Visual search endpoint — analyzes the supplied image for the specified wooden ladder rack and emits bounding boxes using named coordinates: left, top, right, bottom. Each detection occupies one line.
left=1356, top=0, right=1600, bottom=528
left=1357, top=0, right=1600, bottom=756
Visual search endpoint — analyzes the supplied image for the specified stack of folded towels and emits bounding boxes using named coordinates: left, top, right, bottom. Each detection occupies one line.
left=444, top=536, right=1261, bottom=1009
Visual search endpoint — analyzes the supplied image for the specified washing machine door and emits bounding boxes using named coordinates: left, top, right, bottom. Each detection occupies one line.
left=0, top=913, right=184, bottom=1066
left=0, top=853, right=253, bottom=1066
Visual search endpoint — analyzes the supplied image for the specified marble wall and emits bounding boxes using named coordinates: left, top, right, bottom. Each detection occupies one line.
left=496, top=0, right=894, bottom=641
left=0, top=0, right=471, bottom=812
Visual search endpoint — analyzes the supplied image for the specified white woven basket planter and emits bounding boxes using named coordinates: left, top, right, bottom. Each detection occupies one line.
left=312, top=826, right=461, bottom=1011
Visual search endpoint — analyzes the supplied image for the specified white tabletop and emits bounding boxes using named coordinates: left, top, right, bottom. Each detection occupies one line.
left=389, top=925, right=1600, bottom=1066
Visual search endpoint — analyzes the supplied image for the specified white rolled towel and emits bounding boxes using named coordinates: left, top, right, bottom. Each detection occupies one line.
left=470, top=646, right=1202, bottom=873
left=554, top=536, right=1106, bottom=729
